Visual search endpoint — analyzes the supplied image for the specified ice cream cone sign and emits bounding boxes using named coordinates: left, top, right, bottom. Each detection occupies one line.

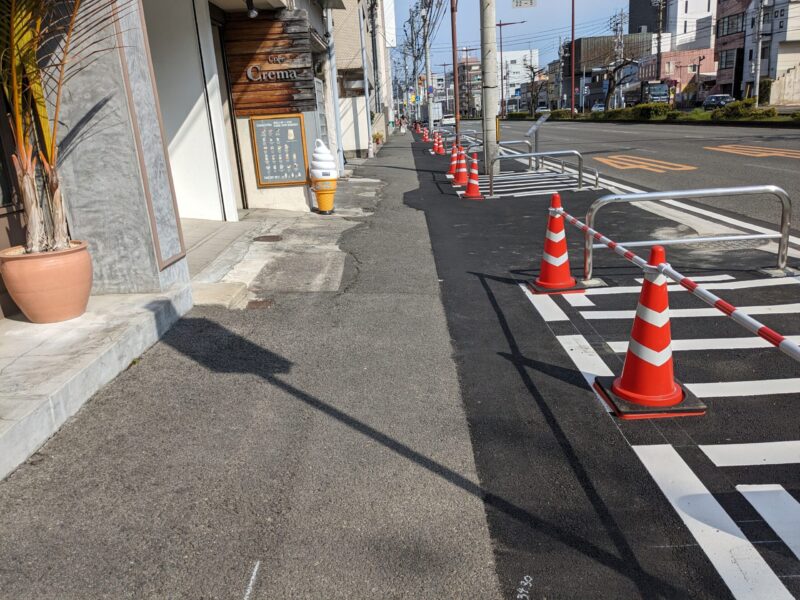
left=310, top=140, right=338, bottom=215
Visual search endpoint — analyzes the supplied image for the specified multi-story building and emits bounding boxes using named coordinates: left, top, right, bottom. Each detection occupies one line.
left=666, top=0, right=718, bottom=50
left=498, top=49, right=539, bottom=111
left=629, top=0, right=667, bottom=33
left=639, top=47, right=717, bottom=103
left=742, top=0, right=800, bottom=100
left=714, top=0, right=749, bottom=97
left=458, top=58, right=482, bottom=117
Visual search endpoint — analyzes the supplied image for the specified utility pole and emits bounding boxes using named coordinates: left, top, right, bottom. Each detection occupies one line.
left=325, top=8, right=345, bottom=176
left=571, top=0, right=575, bottom=117
left=480, top=0, right=498, bottom=174
left=369, top=0, right=382, bottom=115
left=450, top=0, right=461, bottom=142
left=462, top=47, right=479, bottom=117
left=357, top=0, right=374, bottom=158
left=422, top=2, right=433, bottom=124
left=652, top=0, right=663, bottom=81
left=612, top=9, right=625, bottom=109
left=753, top=0, right=764, bottom=107
left=558, top=36, right=564, bottom=109
left=496, top=20, right=526, bottom=118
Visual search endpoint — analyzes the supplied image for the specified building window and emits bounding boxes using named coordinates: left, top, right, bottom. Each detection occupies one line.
left=780, top=20, right=784, bottom=28
left=685, top=1, right=688, bottom=13
left=719, top=49, right=737, bottom=69
left=718, top=13, right=745, bottom=37
left=684, top=20, right=688, bottom=33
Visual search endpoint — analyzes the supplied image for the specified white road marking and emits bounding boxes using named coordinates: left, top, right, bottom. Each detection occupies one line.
left=580, top=303, right=800, bottom=320
left=564, top=293, right=596, bottom=307
left=744, top=162, right=796, bottom=174
left=686, top=378, right=800, bottom=398
left=555, top=335, right=613, bottom=412
left=633, top=445, right=793, bottom=600
left=700, top=440, right=800, bottom=467
left=519, top=283, right=569, bottom=321
left=243, top=560, right=261, bottom=600
left=737, top=484, right=800, bottom=560
left=608, top=335, right=800, bottom=353
left=586, top=277, right=800, bottom=296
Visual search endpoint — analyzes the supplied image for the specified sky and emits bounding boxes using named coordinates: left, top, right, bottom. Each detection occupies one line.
left=393, top=0, right=628, bottom=74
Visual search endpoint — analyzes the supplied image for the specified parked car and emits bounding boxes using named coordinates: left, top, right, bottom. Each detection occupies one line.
left=590, top=101, right=605, bottom=113
left=703, top=94, right=735, bottom=110
left=536, top=105, right=551, bottom=114
left=441, top=114, right=456, bottom=126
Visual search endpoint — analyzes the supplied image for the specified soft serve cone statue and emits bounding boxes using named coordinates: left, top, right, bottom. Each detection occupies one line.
left=310, top=140, right=338, bottom=215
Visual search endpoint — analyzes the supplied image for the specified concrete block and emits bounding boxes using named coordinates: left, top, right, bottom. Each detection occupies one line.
left=191, top=282, right=248, bottom=308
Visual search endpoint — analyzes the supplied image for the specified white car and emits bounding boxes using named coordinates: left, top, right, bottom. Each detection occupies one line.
left=591, top=101, right=605, bottom=113
left=441, top=114, right=456, bottom=126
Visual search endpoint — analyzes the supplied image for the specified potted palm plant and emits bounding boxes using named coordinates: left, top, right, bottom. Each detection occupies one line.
left=0, top=0, right=123, bottom=323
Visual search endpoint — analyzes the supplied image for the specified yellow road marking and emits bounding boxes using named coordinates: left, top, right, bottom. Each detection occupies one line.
left=593, top=155, right=698, bottom=174
left=704, top=144, right=800, bottom=159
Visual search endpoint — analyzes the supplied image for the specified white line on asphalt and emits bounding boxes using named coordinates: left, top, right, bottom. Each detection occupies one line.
left=633, top=445, right=793, bottom=600
left=519, top=283, right=569, bottom=321
left=608, top=335, right=800, bottom=353
left=745, top=163, right=796, bottom=174
left=243, top=560, right=261, bottom=600
left=686, top=378, right=800, bottom=398
left=700, top=440, right=800, bottom=466
left=563, top=293, right=596, bottom=307
left=634, top=274, right=734, bottom=283
left=737, top=484, right=800, bottom=560
left=585, top=276, right=800, bottom=296
left=580, top=303, right=800, bottom=320
left=555, top=335, right=613, bottom=412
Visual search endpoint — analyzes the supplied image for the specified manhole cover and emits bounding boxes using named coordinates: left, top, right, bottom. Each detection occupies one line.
left=246, top=299, right=274, bottom=310
left=254, top=235, right=282, bottom=242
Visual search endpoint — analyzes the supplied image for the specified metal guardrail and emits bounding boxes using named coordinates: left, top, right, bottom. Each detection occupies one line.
left=583, top=185, right=792, bottom=280
left=488, top=150, right=584, bottom=197
left=498, top=140, right=533, bottom=170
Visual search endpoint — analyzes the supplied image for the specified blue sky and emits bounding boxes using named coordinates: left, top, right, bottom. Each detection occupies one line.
left=394, top=0, right=628, bottom=73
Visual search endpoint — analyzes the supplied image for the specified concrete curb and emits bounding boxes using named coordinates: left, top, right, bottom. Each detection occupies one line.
left=0, top=284, right=192, bottom=481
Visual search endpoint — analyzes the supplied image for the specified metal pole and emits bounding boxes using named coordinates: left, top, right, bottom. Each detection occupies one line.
left=571, top=0, right=575, bottom=118
left=450, top=0, right=461, bottom=142
left=369, top=0, right=381, bottom=114
left=754, top=0, right=764, bottom=108
left=423, top=4, right=433, bottom=125
left=481, top=0, right=499, bottom=174
left=326, top=8, right=346, bottom=176
left=357, top=1, right=374, bottom=158
left=499, top=21, right=504, bottom=118
left=655, top=0, right=663, bottom=80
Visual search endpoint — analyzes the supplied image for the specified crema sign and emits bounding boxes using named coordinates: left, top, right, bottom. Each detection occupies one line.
left=246, top=64, right=298, bottom=82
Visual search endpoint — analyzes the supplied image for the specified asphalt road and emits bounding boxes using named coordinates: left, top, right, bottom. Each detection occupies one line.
left=409, top=132, right=800, bottom=598
left=499, top=120, right=800, bottom=228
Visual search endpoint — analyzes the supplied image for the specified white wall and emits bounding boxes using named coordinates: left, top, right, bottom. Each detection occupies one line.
left=339, top=96, right=370, bottom=156
left=142, top=0, right=237, bottom=221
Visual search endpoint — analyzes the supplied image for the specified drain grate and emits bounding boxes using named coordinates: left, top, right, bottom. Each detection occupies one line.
left=254, top=235, right=282, bottom=242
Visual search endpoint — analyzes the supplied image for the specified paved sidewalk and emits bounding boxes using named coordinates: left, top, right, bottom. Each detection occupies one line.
left=0, top=133, right=501, bottom=599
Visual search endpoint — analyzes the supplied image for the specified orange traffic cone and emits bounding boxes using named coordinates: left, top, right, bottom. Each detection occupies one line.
left=433, top=133, right=441, bottom=154
left=462, top=154, right=483, bottom=200
left=436, top=134, right=446, bottom=155
left=423, top=128, right=429, bottom=142
left=446, top=144, right=458, bottom=177
left=452, top=147, right=468, bottom=186
left=595, top=246, right=706, bottom=419
left=529, top=193, right=584, bottom=294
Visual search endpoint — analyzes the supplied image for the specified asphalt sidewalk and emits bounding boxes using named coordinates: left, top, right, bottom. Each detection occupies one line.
left=0, top=133, right=502, bottom=599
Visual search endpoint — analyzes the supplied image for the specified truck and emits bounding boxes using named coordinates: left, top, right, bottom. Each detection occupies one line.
left=640, top=81, right=670, bottom=104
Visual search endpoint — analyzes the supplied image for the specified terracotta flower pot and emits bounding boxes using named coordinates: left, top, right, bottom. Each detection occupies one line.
left=0, top=241, right=92, bottom=323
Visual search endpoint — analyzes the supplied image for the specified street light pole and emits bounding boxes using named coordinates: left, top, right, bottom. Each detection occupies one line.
left=753, top=0, right=764, bottom=107
left=450, top=0, right=461, bottom=142
left=495, top=20, right=525, bottom=118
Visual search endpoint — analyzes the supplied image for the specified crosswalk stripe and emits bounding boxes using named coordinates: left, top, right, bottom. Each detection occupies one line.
left=580, top=303, right=800, bottom=320
left=555, top=335, right=613, bottom=412
left=686, top=378, right=800, bottom=398
left=737, top=485, right=800, bottom=561
left=699, top=440, right=800, bottom=466
left=633, top=445, right=793, bottom=600
left=585, top=277, right=800, bottom=296
left=608, top=335, right=800, bottom=353
left=519, top=283, right=568, bottom=321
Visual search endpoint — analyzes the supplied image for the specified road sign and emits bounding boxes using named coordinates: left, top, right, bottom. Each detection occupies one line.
left=511, top=0, right=536, bottom=7
left=428, top=86, right=434, bottom=94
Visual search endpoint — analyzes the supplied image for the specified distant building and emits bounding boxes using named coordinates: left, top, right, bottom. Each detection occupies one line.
left=714, top=0, right=749, bottom=98
left=629, top=0, right=666, bottom=34
left=458, top=58, right=482, bottom=116
left=498, top=49, right=539, bottom=111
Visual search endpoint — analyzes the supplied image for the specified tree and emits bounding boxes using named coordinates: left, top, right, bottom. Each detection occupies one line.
left=603, top=58, right=638, bottom=110
left=525, top=65, right=547, bottom=114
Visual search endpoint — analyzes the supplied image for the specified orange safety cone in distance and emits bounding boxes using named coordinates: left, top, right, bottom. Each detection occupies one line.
left=594, top=246, right=706, bottom=419
left=437, top=135, right=446, bottom=155
left=446, top=144, right=458, bottom=176
left=452, top=147, right=468, bottom=186
left=434, top=134, right=441, bottom=154
left=462, top=153, right=483, bottom=200
left=529, top=193, right=585, bottom=294
left=423, top=128, right=429, bottom=142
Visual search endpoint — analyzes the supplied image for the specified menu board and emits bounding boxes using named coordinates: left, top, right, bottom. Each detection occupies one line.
left=250, top=115, right=308, bottom=187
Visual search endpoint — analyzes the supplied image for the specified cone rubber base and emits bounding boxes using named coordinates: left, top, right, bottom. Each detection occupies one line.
left=317, top=209, right=334, bottom=215
left=593, top=376, right=706, bottom=420
left=528, top=279, right=588, bottom=295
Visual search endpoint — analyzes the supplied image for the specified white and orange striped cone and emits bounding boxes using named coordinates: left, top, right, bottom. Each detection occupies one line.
left=446, top=144, right=458, bottom=177
left=433, top=133, right=441, bottom=154
left=422, top=128, right=429, bottom=142
left=462, top=153, right=483, bottom=200
left=436, top=134, right=446, bottom=155
left=529, top=193, right=586, bottom=294
left=452, top=147, right=469, bottom=186
left=594, top=246, right=706, bottom=419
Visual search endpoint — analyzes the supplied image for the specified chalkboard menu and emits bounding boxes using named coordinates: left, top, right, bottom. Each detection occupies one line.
left=250, top=114, right=308, bottom=187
